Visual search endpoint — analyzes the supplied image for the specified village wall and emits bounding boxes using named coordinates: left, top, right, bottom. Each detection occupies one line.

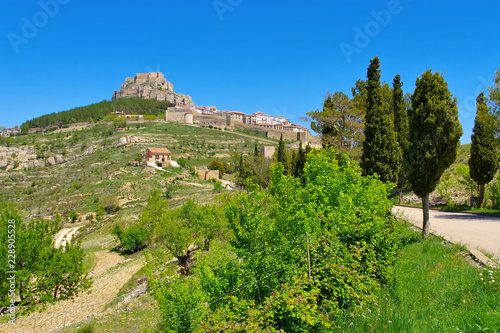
left=194, top=168, right=219, bottom=180
left=193, top=114, right=226, bottom=127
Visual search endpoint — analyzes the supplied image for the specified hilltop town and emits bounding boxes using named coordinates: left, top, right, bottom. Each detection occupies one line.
left=112, top=72, right=310, bottom=136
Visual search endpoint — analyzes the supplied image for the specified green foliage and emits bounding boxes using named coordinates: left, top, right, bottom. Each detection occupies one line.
left=392, top=74, right=410, bottom=199
left=488, top=68, right=500, bottom=117
left=308, top=91, right=364, bottom=157
left=361, top=57, right=400, bottom=183
left=455, top=164, right=477, bottom=197
left=164, top=183, right=176, bottom=199
left=149, top=149, right=421, bottom=332
left=207, top=159, right=229, bottom=175
left=221, top=149, right=398, bottom=326
left=69, top=211, right=78, bottom=223
left=98, top=194, right=120, bottom=214
left=153, top=199, right=228, bottom=275
left=22, top=97, right=173, bottom=128
left=113, top=224, right=150, bottom=253
left=277, top=134, right=287, bottom=173
left=212, top=180, right=223, bottom=193
left=236, top=152, right=272, bottom=189
left=177, top=157, right=187, bottom=168
left=469, top=92, right=498, bottom=207
left=0, top=209, right=91, bottom=311
left=407, top=70, right=463, bottom=198
left=343, top=235, right=500, bottom=332
left=294, top=140, right=307, bottom=179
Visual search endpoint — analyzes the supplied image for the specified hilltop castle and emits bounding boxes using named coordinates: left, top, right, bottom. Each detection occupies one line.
left=112, top=72, right=194, bottom=107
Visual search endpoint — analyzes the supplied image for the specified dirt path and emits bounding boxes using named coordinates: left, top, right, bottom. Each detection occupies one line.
left=393, top=206, right=500, bottom=260
left=2, top=251, right=144, bottom=333
left=54, top=226, right=82, bottom=248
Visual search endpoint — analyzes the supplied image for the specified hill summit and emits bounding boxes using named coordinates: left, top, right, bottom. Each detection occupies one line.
left=112, top=72, right=194, bottom=107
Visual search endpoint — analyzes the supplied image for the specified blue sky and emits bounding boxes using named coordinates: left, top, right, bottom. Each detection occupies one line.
left=1, top=0, right=499, bottom=143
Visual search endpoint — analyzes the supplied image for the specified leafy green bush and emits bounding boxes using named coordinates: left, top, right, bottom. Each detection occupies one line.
left=150, top=148, right=399, bottom=331
left=69, top=211, right=78, bottom=223
left=113, top=224, right=150, bottom=253
left=177, top=157, right=186, bottom=168
left=212, top=180, right=223, bottom=193
left=0, top=209, right=91, bottom=311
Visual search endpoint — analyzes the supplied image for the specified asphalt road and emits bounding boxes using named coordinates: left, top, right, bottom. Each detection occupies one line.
left=393, top=206, right=500, bottom=260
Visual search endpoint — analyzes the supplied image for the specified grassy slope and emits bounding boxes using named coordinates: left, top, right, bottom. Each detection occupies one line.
left=0, top=121, right=279, bottom=328
left=344, top=226, right=500, bottom=332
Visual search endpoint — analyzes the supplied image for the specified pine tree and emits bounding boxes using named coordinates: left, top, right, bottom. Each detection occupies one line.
left=469, top=92, right=498, bottom=208
left=360, top=56, right=400, bottom=183
left=407, top=70, right=462, bottom=238
left=307, top=92, right=364, bottom=157
left=392, top=74, right=409, bottom=202
left=277, top=134, right=287, bottom=174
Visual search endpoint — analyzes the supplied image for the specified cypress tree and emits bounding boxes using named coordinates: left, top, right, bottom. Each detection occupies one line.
left=290, top=150, right=297, bottom=177
left=392, top=74, right=409, bottom=202
left=360, top=56, right=400, bottom=183
left=468, top=92, right=498, bottom=208
left=305, top=143, right=312, bottom=155
left=254, top=143, right=260, bottom=157
left=295, top=140, right=307, bottom=179
left=277, top=134, right=287, bottom=174
left=407, top=70, right=462, bottom=238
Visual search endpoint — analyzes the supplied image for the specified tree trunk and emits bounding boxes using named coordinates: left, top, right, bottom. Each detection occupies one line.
left=422, top=194, right=430, bottom=239
left=477, top=183, right=485, bottom=208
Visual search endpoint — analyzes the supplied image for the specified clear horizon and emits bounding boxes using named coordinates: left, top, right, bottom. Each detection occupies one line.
left=2, top=0, right=499, bottom=144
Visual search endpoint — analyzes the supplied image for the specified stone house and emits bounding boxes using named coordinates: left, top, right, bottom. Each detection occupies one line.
left=194, top=167, right=219, bottom=180
left=145, top=148, right=171, bottom=167
left=260, top=146, right=276, bottom=159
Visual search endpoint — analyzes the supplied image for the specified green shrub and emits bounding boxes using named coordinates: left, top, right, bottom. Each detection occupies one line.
left=177, top=157, right=186, bottom=168
left=212, top=180, right=223, bottom=193
left=113, top=224, right=150, bottom=253
left=68, top=211, right=78, bottom=223
left=98, top=195, right=119, bottom=214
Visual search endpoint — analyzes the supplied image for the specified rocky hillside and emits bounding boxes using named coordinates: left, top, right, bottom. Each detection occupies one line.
left=113, top=72, right=194, bottom=107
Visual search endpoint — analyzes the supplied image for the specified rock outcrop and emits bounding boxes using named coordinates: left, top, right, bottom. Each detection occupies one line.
left=112, top=72, right=194, bottom=107
left=116, top=135, right=138, bottom=147
left=0, top=147, right=38, bottom=170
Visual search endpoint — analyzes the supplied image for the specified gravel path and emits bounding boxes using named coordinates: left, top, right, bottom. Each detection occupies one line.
left=393, top=205, right=500, bottom=259
left=53, top=226, right=82, bottom=248
left=1, top=251, right=145, bottom=333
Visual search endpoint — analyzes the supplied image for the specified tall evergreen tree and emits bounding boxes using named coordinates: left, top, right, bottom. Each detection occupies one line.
left=295, top=140, right=307, bottom=179
left=360, top=56, right=400, bottom=182
left=277, top=134, right=287, bottom=174
left=254, top=143, right=260, bottom=157
left=290, top=150, right=297, bottom=176
left=469, top=92, right=498, bottom=208
left=392, top=74, right=409, bottom=202
left=407, top=70, right=462, bottom=238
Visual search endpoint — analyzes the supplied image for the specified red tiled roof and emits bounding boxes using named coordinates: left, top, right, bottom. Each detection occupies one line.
left=148, top=148, right=171, bottom=154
